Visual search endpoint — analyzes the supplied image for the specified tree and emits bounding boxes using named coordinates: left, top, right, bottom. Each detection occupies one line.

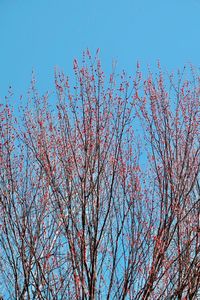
left=0, top=51, right=199, bottom=299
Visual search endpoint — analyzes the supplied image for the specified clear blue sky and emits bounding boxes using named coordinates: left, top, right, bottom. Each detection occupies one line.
left=0, top=0, right=200, bottom=99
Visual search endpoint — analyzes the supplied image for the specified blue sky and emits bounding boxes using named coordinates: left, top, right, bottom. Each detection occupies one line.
left=0, top=0, right=200, bottom=99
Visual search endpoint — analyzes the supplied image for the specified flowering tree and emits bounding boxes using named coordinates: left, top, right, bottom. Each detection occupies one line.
left=0, top=51, right=199, bottom=299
